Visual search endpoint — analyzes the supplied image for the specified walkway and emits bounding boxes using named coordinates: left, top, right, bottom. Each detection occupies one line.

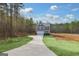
left=4, top=31, right=56, bottom=56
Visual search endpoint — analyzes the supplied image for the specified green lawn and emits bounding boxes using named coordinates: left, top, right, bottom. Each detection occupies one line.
left=0, top=36, right=32, bottom=52
left=43, top=35, right=79, bottom=56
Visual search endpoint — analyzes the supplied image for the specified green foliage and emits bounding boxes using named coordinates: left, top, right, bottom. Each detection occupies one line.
left=50, top=20, right=79, bottom=33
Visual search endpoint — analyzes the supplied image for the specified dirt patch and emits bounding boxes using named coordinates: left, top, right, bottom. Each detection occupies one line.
left=50, top=33, right=79, bottom=41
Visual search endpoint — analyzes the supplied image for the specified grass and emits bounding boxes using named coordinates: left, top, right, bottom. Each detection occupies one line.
left=43, top=35, right=79, bottom=56
left=0, top=36, right=32, bottom=52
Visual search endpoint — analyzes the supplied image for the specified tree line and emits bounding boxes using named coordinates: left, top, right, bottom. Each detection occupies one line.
left=0, top=3, right=36, bottom=40
left=50, top=20, right=79, bottom=34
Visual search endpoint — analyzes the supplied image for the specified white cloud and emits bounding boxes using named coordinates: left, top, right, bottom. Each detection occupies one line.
left=45, top=14, right=76, bottom=24
left=26, top=14, right=76, bottom=24
left=45, top=14, right=53, bottom=18
left=20, top=8, right=33, bottom=13
left=46, top=14, right=59, bottom=19
left=63, top=14, right=75, bottom=23
left=65, top=14, right=75, bottom=19
left=29, top=13, right=76, bottom=24
left=50, top=5, right=58, bottom=10
left=72, top=8, right=79, bottom=11
left=53, top=15, right=59, bottom=19
left=45, top=14, right=61, bottom=24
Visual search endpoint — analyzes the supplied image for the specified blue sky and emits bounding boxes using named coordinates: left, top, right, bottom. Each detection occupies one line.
left=20, top=3, right=79, bottom=24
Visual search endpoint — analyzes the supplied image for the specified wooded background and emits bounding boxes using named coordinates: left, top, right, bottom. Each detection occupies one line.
left=0, top=3, right=36, bottom=40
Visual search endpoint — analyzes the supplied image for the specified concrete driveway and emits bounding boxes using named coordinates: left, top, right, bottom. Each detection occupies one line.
left=4, top=31, right=56, bottom=56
